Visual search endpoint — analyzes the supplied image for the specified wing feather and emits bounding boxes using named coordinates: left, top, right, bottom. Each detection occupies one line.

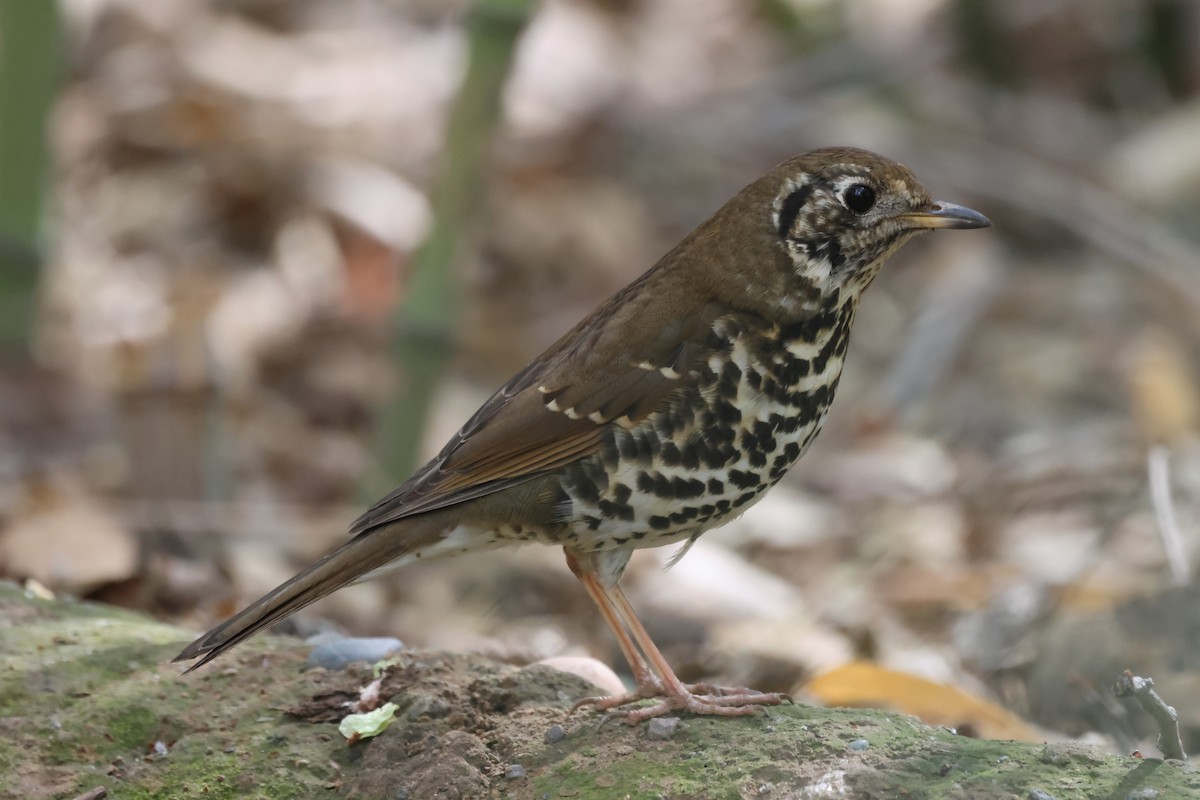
left=349, top=279, right=721, bottom=535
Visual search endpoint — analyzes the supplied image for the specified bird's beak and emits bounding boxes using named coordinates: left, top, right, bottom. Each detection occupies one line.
left=899, top=201, right=991, bottom=230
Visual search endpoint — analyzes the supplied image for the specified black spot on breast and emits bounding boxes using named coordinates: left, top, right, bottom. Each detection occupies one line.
left=669, top=477, right=706, bottom=499
left=582, top=460, right=609, bottom=493
left=713, top=401, right=741, bottom=426
left=597, top=498, right=635, bottom=522
left=669, top=507, right=699, bottom=525
left=778, top=356, right=810, bottom=385
left=617, top=433, right=637, bottom=460
left=634, top=431, right=658, bottom=460
left=670, top=399, right=697, bottom=430
left=777, top=184, right=813, bottom=239
left=779, top=308, right=839, bottom=342
left=571, top=475, right=600, bottom=503
left=729, top=469, right=759, bottom=490
left=648, top=515, right=671, bottom=530
left=697, top=440, right=725, bottom=469
left=660, top=441, right=682, bottom=466
left=599, top=442, right=620, bottom=469
left=732, top=491, right=758, bottom=508
left=818, top=236, right=844, bottom=270
left=770, top=456, right=790, bottom=480
left=813, top=317, right=851, bottom=375
left=678, top=443, right=700, bottom=470
left=716, top=361, right=741, bottom=400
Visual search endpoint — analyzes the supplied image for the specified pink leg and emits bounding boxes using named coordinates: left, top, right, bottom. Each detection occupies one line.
left=565, top=552, right=789, bottom=724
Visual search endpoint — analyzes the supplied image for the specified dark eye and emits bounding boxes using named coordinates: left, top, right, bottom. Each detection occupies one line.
left=843, top=184, right=876, bottom=214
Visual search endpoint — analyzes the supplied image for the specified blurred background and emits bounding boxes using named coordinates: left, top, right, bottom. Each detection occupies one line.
left=3, top=0, right=1200, bottom=755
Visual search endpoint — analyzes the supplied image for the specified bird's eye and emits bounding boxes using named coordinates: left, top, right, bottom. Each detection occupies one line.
left=842, top=184, right=876, bottom=214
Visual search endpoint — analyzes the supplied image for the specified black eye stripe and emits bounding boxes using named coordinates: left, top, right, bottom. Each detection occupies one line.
left=776, top=185, right=812, bottom=238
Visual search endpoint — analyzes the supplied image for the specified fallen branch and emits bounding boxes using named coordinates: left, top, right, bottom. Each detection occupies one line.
left=1113, top=670, right=1187, bottom=761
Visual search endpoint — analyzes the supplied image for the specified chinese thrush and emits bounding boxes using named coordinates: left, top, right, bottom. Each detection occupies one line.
left=175, top=147, right=989, bottom=723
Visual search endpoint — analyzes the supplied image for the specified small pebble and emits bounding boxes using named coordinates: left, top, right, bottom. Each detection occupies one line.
left=997, top=756, right=1009, bottom=764
left=847, top=739, right=869, bottom=752
left=506, top=764, right=527, bottom=780
left=1029, top=791, right=1057, bottom=800
left=645, top=717, right=680, bottom=740
left=1126, top=790, right=1158, bottom=800
left=305, top=635, right=403, bottom=670
left=544, top=724, right=567, bottom=744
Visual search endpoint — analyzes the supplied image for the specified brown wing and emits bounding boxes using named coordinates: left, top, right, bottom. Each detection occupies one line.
left=349, top=276, right=720, bottom=535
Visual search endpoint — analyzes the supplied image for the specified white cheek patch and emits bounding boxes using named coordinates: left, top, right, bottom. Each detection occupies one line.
left=787, top=240, right=833, bottom=285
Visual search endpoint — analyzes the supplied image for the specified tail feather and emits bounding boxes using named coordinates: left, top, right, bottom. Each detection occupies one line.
left=174, top=520, right=435, bottom=672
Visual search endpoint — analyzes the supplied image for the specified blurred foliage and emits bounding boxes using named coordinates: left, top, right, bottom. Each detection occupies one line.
left=383, top=0, right=534, bottom=482
left=0, top=0, right=58, bottom=345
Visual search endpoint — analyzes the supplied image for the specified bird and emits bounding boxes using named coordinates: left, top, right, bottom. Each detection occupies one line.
left=175, top=147, right=990, bottom=723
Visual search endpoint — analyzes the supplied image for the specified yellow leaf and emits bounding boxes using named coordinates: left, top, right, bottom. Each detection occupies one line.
left=804, top=661, right=1042, bottom=741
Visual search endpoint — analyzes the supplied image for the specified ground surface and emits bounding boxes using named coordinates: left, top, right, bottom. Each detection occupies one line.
left=3, top=582, right=1197, bottom=800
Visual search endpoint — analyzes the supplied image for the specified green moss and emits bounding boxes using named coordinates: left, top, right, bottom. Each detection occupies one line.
left=4, top=584, right=1199, bottom=800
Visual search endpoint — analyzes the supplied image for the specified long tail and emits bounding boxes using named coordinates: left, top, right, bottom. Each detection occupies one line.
left=173, top=516, right=442, bottom=672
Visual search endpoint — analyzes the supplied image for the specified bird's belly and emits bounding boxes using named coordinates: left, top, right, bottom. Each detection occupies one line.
left=555, top=340, right=846, bottom=553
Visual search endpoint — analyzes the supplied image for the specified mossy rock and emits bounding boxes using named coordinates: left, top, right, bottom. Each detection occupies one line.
left=2, top=582, right=1196, bottom=799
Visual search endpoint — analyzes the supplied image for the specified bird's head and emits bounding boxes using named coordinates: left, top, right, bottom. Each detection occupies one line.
left=766, top=147, right=989, bottom=300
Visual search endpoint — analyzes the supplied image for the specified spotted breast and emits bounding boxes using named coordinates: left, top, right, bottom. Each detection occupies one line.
left=551, top=298, right=855, bottom=555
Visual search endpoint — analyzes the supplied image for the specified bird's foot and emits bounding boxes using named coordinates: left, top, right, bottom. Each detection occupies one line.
left=573, top=681, right=789, bottom=725
left=686, top=681, right=767, bottom=697
left=607, top=688, right=789, bottom=725
left=571, top=676, right=669, bottom=714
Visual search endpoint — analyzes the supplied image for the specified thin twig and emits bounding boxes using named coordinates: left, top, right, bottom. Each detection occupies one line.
left=1147, top=445, right=1191, bottom=585
left=1113, top=671, right=1187, bottom=761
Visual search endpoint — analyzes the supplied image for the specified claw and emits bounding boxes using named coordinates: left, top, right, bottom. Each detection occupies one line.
left=575, top=685, right=790, bottom=725
left=571, top=676, right=669, bottom=714
left=614, top=690, right=788, bottom=725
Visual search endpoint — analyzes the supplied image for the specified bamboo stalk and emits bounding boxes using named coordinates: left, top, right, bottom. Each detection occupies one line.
left=0, top=0, right=58, bottom=346
left=376, top=0, right=534, bottom=485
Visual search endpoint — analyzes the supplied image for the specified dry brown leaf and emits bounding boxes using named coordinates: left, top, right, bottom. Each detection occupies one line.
left=1127, top=328, right=1199, bottom=446
left=804, top=661, right=1043, bottom=741
left=0, top=479, right=138, bottom=595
